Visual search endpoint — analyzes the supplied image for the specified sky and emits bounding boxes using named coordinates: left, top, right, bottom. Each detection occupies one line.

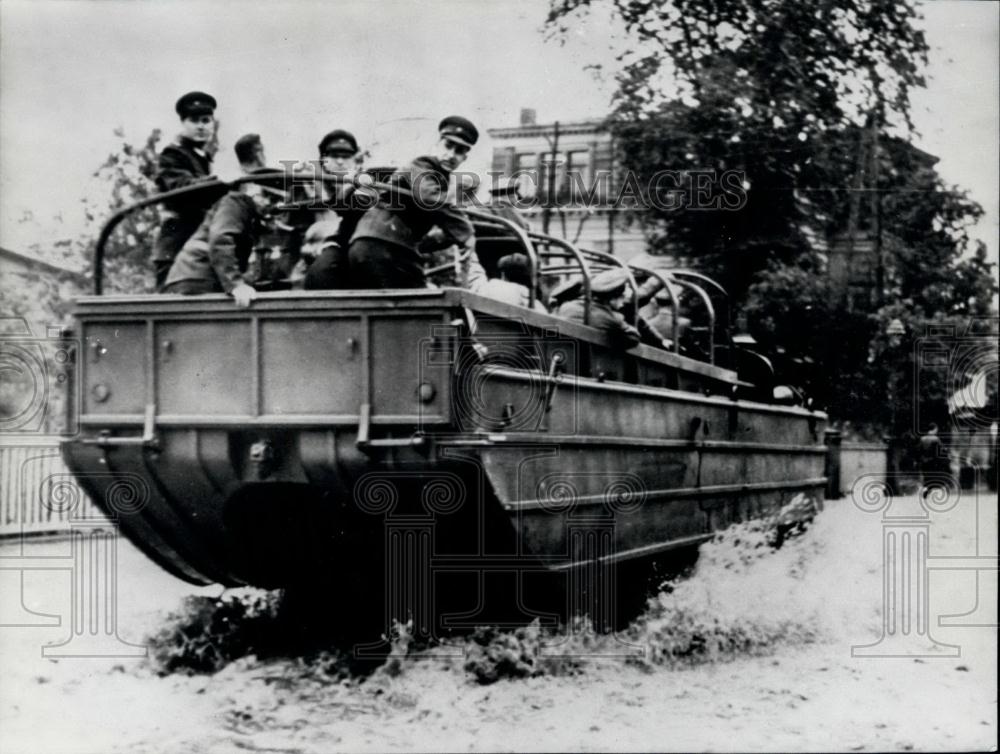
left=0, top=0, right=997, bottom=274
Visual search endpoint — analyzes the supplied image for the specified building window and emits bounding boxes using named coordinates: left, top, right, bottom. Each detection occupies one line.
left=506, top=148, right=595, bottom=203
left=564, top=149, right=591, bottom=200
left=513, top=152, right=540, bottom=198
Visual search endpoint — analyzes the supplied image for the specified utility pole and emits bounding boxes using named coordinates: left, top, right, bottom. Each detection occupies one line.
left=542, top=120, right=560, bottom=235
left=607, top=132, right=615, bottom=255
left=870, top=109, right=884, bottom=307
left=843, top=123, right=867, bottom=309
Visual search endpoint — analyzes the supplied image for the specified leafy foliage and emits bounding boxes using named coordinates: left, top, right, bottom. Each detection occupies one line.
left=150, top=590, right=282, bottom=675
left=548, top=0, right=997, bottom=435
left=83, top=127, right=165, bottom=294
left=12, top=127, right=165, bottom=299
left=462, top=619, right=590, bottom=684
left=0, top=129, right=167, bottom=436
left=551, top=0, right=930, bottom=288
left=549, top=0, right=928, bottom=129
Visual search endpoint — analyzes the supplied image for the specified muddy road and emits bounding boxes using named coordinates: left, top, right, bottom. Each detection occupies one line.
left=1, top=493, right=995, bottom=753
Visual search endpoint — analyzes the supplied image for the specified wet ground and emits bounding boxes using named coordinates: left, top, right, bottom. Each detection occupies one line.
left=0, top=491, right=996, bottom=753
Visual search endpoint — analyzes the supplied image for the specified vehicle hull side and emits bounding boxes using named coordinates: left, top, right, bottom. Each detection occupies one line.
left=61, top=290, right=826, bottom=587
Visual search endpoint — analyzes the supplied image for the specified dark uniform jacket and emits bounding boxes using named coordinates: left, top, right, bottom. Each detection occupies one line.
left=287, top=178, right=371, bottom=259
left=163, top=192, right=264, bottom=293
left=557, top=299, right=641, bottom=348
left=350, top=156, right=474, bottom=263
left=152, top=138, right=225, bottom=263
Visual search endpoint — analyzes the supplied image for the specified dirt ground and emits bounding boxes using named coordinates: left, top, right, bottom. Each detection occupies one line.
left=1, top=491, right=996, bottom=754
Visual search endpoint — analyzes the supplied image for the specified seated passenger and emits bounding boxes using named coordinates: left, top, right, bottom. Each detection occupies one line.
left=632, top=309, right=675, bottom=350
left=301, top=130, right=371, bottom=290
left=346, top=116, right=478, bottom=289
left=547, top=277, right=584, bottom=311
left=161, top=172, right=286, bottom=307
left=234, top=133, right=267, bottom=174
left=462, top=252, right=547, bottom=312
left=621, top=276, right=673, bottom=350
left=549, top=273, right=661, bottom=310
left=640, top=287, right=690, bottom=346
left=295, top=217, right=344, bottom=288
left=556, top=269, right=642, bottom=348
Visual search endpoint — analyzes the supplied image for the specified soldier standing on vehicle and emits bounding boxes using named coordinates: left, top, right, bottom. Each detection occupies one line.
left=345, top=116, right=478, bottom=289
left=151, top=92, right=228, bottom=289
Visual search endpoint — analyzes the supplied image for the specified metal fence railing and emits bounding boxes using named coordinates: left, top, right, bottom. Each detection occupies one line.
left=0, top=443, right=111, bottom=538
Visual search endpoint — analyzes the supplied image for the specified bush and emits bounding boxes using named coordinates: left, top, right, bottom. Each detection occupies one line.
left=461, top=619, right=595, bottom=684
left=149, top=590, right=281, bottom=674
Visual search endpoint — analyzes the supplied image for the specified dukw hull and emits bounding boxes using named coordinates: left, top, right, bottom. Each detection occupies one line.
left=61, top=290, right=826, bottom=591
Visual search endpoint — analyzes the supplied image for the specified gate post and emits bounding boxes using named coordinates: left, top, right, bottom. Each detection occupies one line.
left=824, top=428, right=842, bottom=499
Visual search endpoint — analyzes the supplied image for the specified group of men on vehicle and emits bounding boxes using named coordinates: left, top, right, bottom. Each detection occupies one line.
left=150, top=91, right=686, bottom=352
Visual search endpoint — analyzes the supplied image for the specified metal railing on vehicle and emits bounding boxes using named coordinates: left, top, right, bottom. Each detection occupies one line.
left=91, top=172, right=722, bottom=364
left=94, top=171, right=292, bottom=295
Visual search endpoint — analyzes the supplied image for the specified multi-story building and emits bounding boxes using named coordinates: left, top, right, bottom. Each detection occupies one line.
left=824, top=137, right=941, bottom=311
left=487, top=112, right=952, bottom=320
left=487, top=109, right=647, bottom=259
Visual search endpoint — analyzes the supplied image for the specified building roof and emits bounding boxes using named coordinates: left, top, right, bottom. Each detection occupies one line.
left=0, top=246, right=87, bottom=282
left=488, top=118, right=608, bottom=140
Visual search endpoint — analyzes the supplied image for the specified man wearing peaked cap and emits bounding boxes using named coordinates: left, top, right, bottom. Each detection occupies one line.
left=319, top=129, right=359, bottom=155
left=318, top=129, right=360, bottom=172
left=548, top=277, right=583, bottom=308
left=438, top=115, right=478, bottom=148
left=338, top=115, right=480, bottom=289
left=557, top=267, right=675, bottom=351
left=175, top=91, right=217, bottom=118
left=590, top=268, right=630, bottom=295
left=556, top=267, right=642, bottom=349
left=151, top=91, right=227, bottom=289
left=300, top=128, right=368, bottom=290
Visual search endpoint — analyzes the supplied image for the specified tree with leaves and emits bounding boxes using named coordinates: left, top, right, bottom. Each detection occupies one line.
left=1, top=128, right=170, bottom=434
left=547, top=0, right=996, bottom=438
left=550, top=0, right=930, bottom=292
left=83, top=127, right=166, bottom=294
left=13, top=127, right=166, bottom=299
